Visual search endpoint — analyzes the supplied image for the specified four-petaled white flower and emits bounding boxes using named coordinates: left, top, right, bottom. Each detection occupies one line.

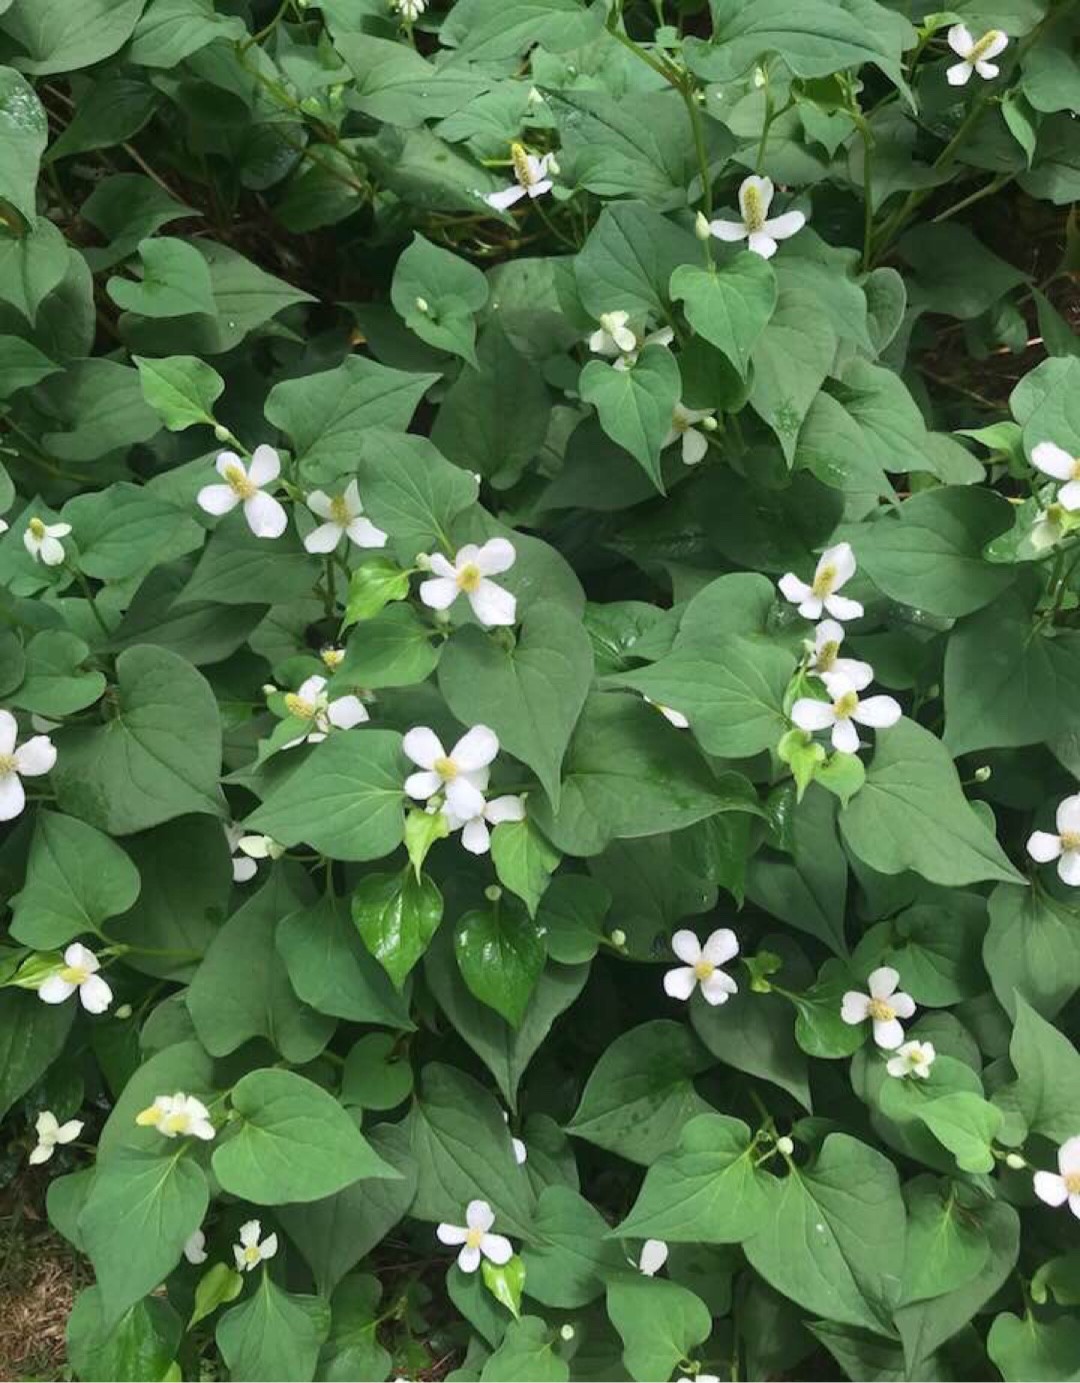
left=234, top=1219, right=278, bottom=1271
left=436, top=1199, right=513, bottom=1274
left=38, top=943, right=112, bottom=1014
left=791, top=673, right=901, bottom=754
left=282, top=674, right=368, bottom=747
left=841, top=967, right=915, bottom=1049
left=135, top=1091, right=216, bottom=1140
left=444, top=793, right=526, bottom=856
left=886, top=1040, right=936, bottom=1079
left=588, top=313, right=674, bottom=371
left=403, top=725, right=498, bottom=820
left=709, top=175, right=806, bottom=259
left=806, top=620, right=872, bottom=689
left=419, top=540, right=517, bottom=627
left=1027, top=794, right=1080, bottom=886
left=779, top=543, right=863, bottom=621
left=23, top=517, right=71, bottom=567
left=226, top=824, right=284, bottom=882
left=1034, top=1136, right=1080, bottom=1219
left=1031, top=441, right=1080, bottom=511
left=0, top=710, right=56, bottom=822
left=644, top=695, right=689, bottom=730
left=28, top=1110, right=83, bottom=1165
left=485, top=143, right=555, bottom=212
left=184, top=1229, right=208, bottom=1265
left=663, top=928, right=739, bottom=1006
left=638, top=1239, right=668, bottom=1276
left=663, top=403, right=715, bottom=466
left=946, top=25, right=1008, bottom=85
left=303, top=480, right=388, bottom=554
left=197, top=445, right=288, bottom=539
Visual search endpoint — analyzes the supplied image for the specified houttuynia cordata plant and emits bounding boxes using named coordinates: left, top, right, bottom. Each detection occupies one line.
left=1, top=0, right=1080, bottom=1378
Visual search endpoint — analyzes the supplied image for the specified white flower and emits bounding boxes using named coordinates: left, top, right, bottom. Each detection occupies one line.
left=946, top=25, right=1008, bottom=85
left=403, top=725, right=498, bottom=820
left=643, top=695, right=689, bottom=729
left=445, top=793, right=526, bottom=855
left=638, top=1239, right=668, bottom=1276
left=28, top=1110, right=83, bottom=1165
left=436, top=1199, right=513, bottom=1274
left=38, top=943, right=112, bottom=1014
left=135, top=1091, right=216, bottom=1140
left=418, top=540, right=516, bottom=627
left=485, top=142, right=555, bottom=211
left=226, top=824, right=284, bottom=881
left=709, top=175, right=806, bottom=259
left=196, top=445, right=288, bottom=539
left=886, top=1040, right=936, bottom=1079
left=503, top=1111, right=527, bottom=1165
left=841, top=966, right=915, bottom=1050
left=184, top=1229, right=208, bottom=1265
left=588, top=311, right=638, bottom=358
left=1027, top=794, right=1080, bottom=886
left=1031, top=505, right=1067, bottom=551
left=663, top=928, right=739, bottom=1006
left=234, top=1219, right=278, bottom=1271
left=779, top=542, right=863, bottom=621
left=321, top=646, right=346, bottom=670
left=23, top=517, right=71, bottom=566
left=0, top=710, right=56, bottom=822
left=663, top=403, right=715, bottom=466
left=391, top=0, right=425, bottom=18
left=791, top=674, right=900, bottom=754
left=806, top=620, right=872, bottom=689
left=302, top=480, right=387, bottom=554
left=1034, top=1137, right=1080, bottom=1218
left=1031, top=441, right=1080, bottom=511
left=282, top=674, right=368, bottom=747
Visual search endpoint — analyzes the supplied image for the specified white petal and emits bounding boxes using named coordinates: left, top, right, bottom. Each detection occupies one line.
left=1056, top=795, right=1080, bottom=835
left=1058, top=1136, right=1080, bottom=1177
left=197, top=484, right=240, bottom=517
left=233, top=1246, right=248, bottom=1271
left=815, top=620, right=844, bottom=651
left=452, top=725, right=499, bottom=772
left=460, top=817, right=492, bottom=854
left=239, top=1220, right=261, bottom=1247
left=297, top=675, right=327, bottom=702
left=233, top=856, right=258, bottom=882
left=703, top=928, right=739, bottom=966
left=947, top=24, right=975, bottom=57
left=485, top=184, right=527, bottom=211
left=834, top=658, right=874, bottom=691
left=215, top=450, right=244, bottom=478
left=974, top=60, right=999, bottom=78
left=708, top=219, right=748, bottom=242
left=868, top=966, right=900, bottom=1000
left=671, top=929, right=703, bottom=965
left=403, top=726, right=444, bottom=769
left=56, top=1120, right=84, bottom=1143
left=343, top=480, right=362, bottom=512
left=1058, top=480, right=1080, bottom=511
left=260, top=1233, right=278, bottom=1261
left=79, top=974, right=113, bottom=1015
left=946, top=60, right=973, bottom=85
left=700, top=970, right=738, bottom=1005
left=791, top=698, right=836, bottom=732
left=437, top=1222, right=468, bottom=1245
left=891, top=991, right=916, bottom=1019
left=248, top=445, right=281, bottom=487
left=28, top=1144, right=54, bottom=1165
left=0, top=771, right=26, bottom=821
left=1027, top=830, right=1063, bottom=863
left=457, top=1243, right=482, bottom=1273
left=243, top=492, right=288, bottom=539
left=45, top=522, right=70, bottom=540
left=821, top=542, right=856, bottom=586
left=475, top=538, right=516, bottom=576
left=1034, top=1171, right=1068, bottom=1206
left=778, top=573, right=812, bottom=605
left=347, top=516, right=388, bottom=549
left=853, top=695, right=901, bottom=729
left=65, top=943, right=98, bottom=972
left=469, top=579, right=516, bottom=627
left=527, top=179, right=552, bottom=198
left=663, top=966, right=697, bottom=1001
left=981, top=31, right=1008, bottom=59
left=303, top=522, right=342, bottom=554
left=823, top=593, right=864, bottom=622
left=14, top=736, right=56, bottom=776
left=445, top=776, right=486, bottom=821
left=37, top=1111, right=60, bottom=1140
left=841, top=991, right=871, bottom=1024
left=484, top=795, right=525, bottom=825
left=639, top=1240, right=668, bottom=1276
left=1033, top=444, right=1072, bottom=485
left=0, top=710, right=16, bottom=755
left=40, top=536, right=65, bottom=566
left=306, top=490, right=334, bottom=520
left=38, top=975, right=76, bottom=1005
left=467, top=1199, right=495, bottom=1232
left=885, top=1055, right=906, bottom=1078
left=404, top=770, right=442, bottom=802
left=682, top=428, right=709, bottom=466
left=763, top=210, right=806, bottom=241
left=739, top=174, right=774, bottom=220
left=419, top=576, right=459, bottom=611
left=1058, top=850, right=1080, bottom=887
left=746, top=231, right=778, bottom=259
left=327, top=695, right=368, bottom=730
left=873, top=1017, right=905, bottom=1050
left=481, top=1233, right=513, bottom=1265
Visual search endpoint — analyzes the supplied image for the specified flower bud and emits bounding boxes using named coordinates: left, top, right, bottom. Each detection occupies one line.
left=1005, top=1152, right=1026, bottom=1170
left=776, top=1135, right=795, bottom=1156
left=213, top=424, right=231, bottom=442
left=974, top=765, right=992, bottom=782
left=702, top=416, right=718, bottom=431
left=484, top=884, right=503, bottom=903
left=261, top=683, right=278, bottom=696
left=115, top=1003, right=133, bottom=1020
left=610, top=928, right=627, bottom=948
left=415, top=552, right=432, bottom=571
left=415, top=296, right=429, bottom=314
left=694, top=211, right=711, bottom=241
left=559, top=1324, right=575, bottom=1341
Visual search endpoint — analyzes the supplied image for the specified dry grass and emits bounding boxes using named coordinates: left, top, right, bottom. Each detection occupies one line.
left=0, top=1179, right=88, bottom=1383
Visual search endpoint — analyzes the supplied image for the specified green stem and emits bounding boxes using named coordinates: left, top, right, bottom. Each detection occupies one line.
left=67, top=565, right=112, bottom=640
left=932, top=170, right=1014, bottom=223
left=848, top=109, right=875, bottom=272
left=681, top=80, right=713, bottom=217
left=240, top=0, right=291, bottom=51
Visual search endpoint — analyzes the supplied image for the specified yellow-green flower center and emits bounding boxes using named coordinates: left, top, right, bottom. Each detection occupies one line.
left=834, top=690, right=859, bottom=719
left=59, top=964, right=90, bottom=985
left=321, top=648, right=344, bottom=669
left=457, top=562, right=483, bottom=593
left=811, top=563, right=836, bottom=598
left=1065, top=1172, right=1080, bottom=1195
left=511, top=142, right=533, bottom=188
left=465, top=1226, right=485, bottom=1249
left=330, top=494, right=351, bottom=525
left=867, top=998, right=895, bottom=1022
left=817, top=640, right=839, bottom=671
left=743, top=183, right=766, bottom=232
left=285, top=693, right=316, bottom=720
left=909, top=1048, right=928, bottom=1066
left=243, top=1244, right=262, bottom=1265
left=693, top=959, right=715, bottom=982
left=0, top=753, right=16, bottom=776
left=969, top=29, right=1003, bottom=61
left=162, top=1111, right=190, bottom=1135
left=28, top=516, right=46, bottom=539
left=435, top=756, right=458, bottom=781
left=1061, top=831, right=1080, bottom=853
left=225, top=464, right=256, bottom=499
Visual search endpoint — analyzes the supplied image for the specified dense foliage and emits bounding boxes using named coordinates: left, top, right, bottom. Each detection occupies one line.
left=2, top=0, right=1080, bottom=1378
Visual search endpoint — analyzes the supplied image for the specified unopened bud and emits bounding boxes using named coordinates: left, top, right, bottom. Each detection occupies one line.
left=484, top=884, right=503, bottom=903
left=610, top=928, right=627, bottom=948
left=974, top=765, right=992, bottom=782
left=115, top=1003, right=133, bottom=1020
left=415, top=296, right=429, bottom=313
left=213, top=423, right=231, bottom=442
left=415, top=552, right=432, bottom=571
left=702, top=415, right=718, bottom=431
left=1005, top=1152, right=1026, bottom=1170
left=559, top=1324, right=575, bottom=1341
left=776, top=1135, right=794, bottom=1156
left=753, top=65, right=767, bottom=87
left=546, top=154, right=560, bottom=175
left=261, top=683, right=277, bottom=696
left=694, top=211, right=711, bottom=241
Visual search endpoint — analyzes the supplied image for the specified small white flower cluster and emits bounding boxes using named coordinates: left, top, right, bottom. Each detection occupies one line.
left=708, top=176, right=806, bottom=260
left=779, top=543, right=902, bottom=755
left=437, top=1199, right=513, bottom=1273
left=403, top=725, right=524, bottom=855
